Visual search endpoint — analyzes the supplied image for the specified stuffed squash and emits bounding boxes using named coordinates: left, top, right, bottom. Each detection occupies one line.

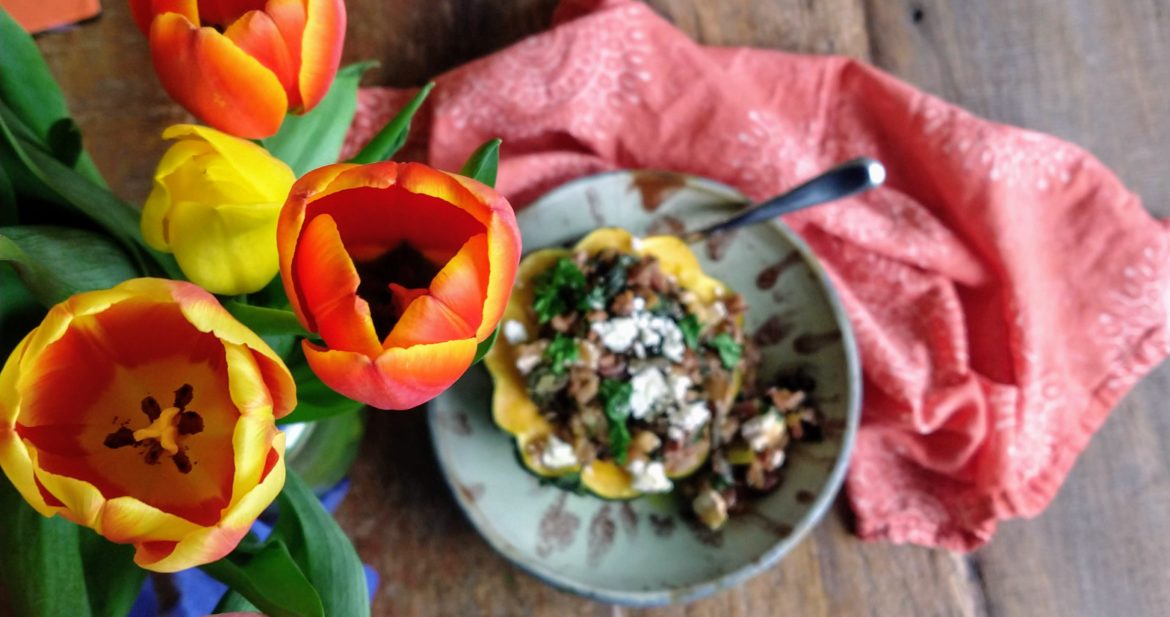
left=484, top=228, right=748, bottom=500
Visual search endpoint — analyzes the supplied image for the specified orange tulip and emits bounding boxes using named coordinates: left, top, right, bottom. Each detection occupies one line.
left=129, top=0, right=346, bottom=139
left=277, top=162, right=521, bottom=410
left=0, top=279, right=296, bottom=572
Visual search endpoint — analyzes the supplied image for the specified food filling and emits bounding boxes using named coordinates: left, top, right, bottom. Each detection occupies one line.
left=513, top=245, right=824, bottom=529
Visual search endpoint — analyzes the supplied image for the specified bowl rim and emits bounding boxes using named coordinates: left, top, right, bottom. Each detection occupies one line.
left=427, top=169, right=862, bottom=607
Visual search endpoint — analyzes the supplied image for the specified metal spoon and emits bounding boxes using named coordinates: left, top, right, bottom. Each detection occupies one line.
left=678, top=156, right=886, bottom=244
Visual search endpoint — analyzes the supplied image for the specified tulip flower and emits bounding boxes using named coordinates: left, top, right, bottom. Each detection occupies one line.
left=0, top=279, right=296, bottom=572
left=129, top=0, right=346, bottom=138
left=277, top=162, right=521, bottom=410
left=141, top=124, right=295, bottom=295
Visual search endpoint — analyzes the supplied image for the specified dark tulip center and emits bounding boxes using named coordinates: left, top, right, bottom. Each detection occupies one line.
left=354, top=242, right=441, bottom=342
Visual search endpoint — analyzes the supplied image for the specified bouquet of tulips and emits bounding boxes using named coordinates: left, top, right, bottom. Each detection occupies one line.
left=0, top=0, right=520, bottom=614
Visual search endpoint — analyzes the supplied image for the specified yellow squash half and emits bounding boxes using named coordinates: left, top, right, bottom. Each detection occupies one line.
left=485, top=228, right=744, bottom=499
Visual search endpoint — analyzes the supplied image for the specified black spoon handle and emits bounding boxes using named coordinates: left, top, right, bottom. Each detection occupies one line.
left=683, top=157, right=886, bottom=243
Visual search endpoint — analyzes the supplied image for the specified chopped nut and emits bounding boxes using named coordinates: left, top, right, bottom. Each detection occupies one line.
left=724, top=293, right=747, bottom=315
left=630, top=430, right=662, bottom=459
left=568, top=367, right=600, bottom=405
left=627, top=258, right=658, bottom=288
left=611, top=290, right=637, bottom=316
left=577, top=340, right=601, bottom=369
left=550, top=312, right=578, bottom=333
left=514, top=341, right=548, bottom=375
left=586, top=309, right=608, bottom=323
left=769, top=388, right=806, bottom=412
left=693, top=488, right=729, bottom=530
left=597, top=352, right=627, bottom=378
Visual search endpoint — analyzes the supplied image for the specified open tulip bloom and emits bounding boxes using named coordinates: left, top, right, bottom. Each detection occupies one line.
left=278, top=161, right=522, bottom=410
left=0, top=279, right=295, bottom=572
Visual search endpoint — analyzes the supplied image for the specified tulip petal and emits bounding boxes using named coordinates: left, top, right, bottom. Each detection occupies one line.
left=265, top=0, right=307, bottom=109
left=426, top=233, right=490, bottom=337
left=303, top=338, right=476, bottom=410
left=384, top=295, right=474, bottom=348
left=296, top=0, right=345, bottom=111
left=100, top=496, right=202, bottom=544
left=223, top=11, right=296, bottom=104
left=481, top=216, right=522, bottom=340
left=161, top=125, right=296, bottom=201
left=130, top=0, right=198, bottom=34
left=396, top=163, right=493, bottom=226
left=136, top=433, right=285, bottom=572
left=167, top=199, right=282, bottom=295
left=293, top=214, right=382, bottom=357
left=150, top=13, right=288, bottom=139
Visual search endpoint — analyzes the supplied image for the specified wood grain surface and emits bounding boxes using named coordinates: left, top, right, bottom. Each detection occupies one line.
left=33, top=1, right=1170, bottom=615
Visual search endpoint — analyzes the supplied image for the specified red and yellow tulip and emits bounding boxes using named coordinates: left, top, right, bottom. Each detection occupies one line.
left=277, top=162, right=521, bottom=410
left=0, top=279, right=296, bottom=572
left=141, top=124, right=295, bottom=295
left=129, top=0, right=346, bottom=139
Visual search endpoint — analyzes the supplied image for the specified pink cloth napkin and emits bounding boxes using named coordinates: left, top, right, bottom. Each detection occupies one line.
left=343, top=0, right=1170, bottom=550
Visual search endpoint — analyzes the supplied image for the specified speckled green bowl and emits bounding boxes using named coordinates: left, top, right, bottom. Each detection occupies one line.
left=428, top=171, right=860, bottom=606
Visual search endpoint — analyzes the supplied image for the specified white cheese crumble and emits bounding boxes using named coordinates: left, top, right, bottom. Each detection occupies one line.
left=539, top=435, right=578, bottom=470
left=515, top=351, right=542, bottom=376
left=670, top=401, right=711, bottom=434
left=627, top=459, right=673, bottom=493
left=629, top=368, right=670, bottom=419
left=592, top=317, right=639, bottom=353
left=502, top=319, right=529, bottom=344
left=741, top=411, right=786, bottom=452
left=667, top=373, right=692, bottom=404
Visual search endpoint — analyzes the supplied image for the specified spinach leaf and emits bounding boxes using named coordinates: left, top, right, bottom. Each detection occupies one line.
left=599, top=379, right=633, bottom=464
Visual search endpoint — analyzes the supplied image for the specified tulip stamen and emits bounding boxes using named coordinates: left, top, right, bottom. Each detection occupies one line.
left=103, top=384, right=205, bottom=474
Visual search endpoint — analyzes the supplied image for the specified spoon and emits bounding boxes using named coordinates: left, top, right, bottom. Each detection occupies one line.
left=677, top=156, right=886, bottom=244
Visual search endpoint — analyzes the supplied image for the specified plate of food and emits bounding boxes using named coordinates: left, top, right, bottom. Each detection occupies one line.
left=428, top=170, right=861, bottom=605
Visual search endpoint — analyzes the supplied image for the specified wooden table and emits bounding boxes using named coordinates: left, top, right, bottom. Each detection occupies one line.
left=34, top=1, right=1170, bottom=615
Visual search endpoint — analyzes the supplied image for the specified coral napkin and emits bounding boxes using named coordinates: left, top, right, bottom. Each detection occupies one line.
left=343, top=0, right=1170, bottom=550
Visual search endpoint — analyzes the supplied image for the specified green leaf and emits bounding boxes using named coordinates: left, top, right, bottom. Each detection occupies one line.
left=0, top=158, right=16, bottom=226
left=458, top=138, right=501, bottom=188
left=224, top=301, right=311, bottom=338
left=0, top=110, right=177, bottom=278
left=599, top=379, right=633, bottom=465
left=47, top=118, right=82, bottom=167
left=532, top=257, right=587, bottom=323
left=0, top=266, right=42, bottom=357
left=202, top=539, right=325, bottom=617
left=708, top=333, right=743, bottom=370
left=278, top=346, right=365, bottom=425
left=679, top=314, right=701, bottom=349
left=263, top=61, right=377, bottom=176
left=544, top=332, right=578, bottom=375
left=273, top=471, right=370, bottom=617
left=0, top=475, right=93, bottom=617
left=78, top=530, right=147, bottom=617
left=0, top=226, right=140, bottom=306
left=348, top=82, right=434, bottom=164
left=471, top=325, right=499, bottom=365
left=0, top=7, right=104, bottom=186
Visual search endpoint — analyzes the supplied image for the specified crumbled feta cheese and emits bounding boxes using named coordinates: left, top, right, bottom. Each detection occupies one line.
left=633, top=296, right=647, bottom=312
left=713, top=302, right=728, bottom=318
left=627, top=459, right=672, bottom=493
left=741, top=411, right=786, bottom=451
left=629, top=368, right=670, bottom=419
left=631, top=236, right=644, bottom=251
left=592, top=317, right=639, bottom=353
left=503, top=319, right=529, bottom=344
left=667, top=373, right=692, bottom=404
left=515, top=352, right=542, bottom=376
left=539, top=435, right=578, bottom=470
left=693, top=489, right=728, bottom=530
left=670, top=401, right=711, bottom=435
left=765, top=448, right=786, bottom=470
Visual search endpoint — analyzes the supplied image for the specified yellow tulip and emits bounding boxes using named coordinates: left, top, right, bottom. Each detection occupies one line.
left=0, top=278, right=296, bottom=572
left=141, top=124, right=296, bottom=295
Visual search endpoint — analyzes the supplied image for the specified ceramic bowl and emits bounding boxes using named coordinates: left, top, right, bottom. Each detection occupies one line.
left=428, top=170, right=860, bottom=606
